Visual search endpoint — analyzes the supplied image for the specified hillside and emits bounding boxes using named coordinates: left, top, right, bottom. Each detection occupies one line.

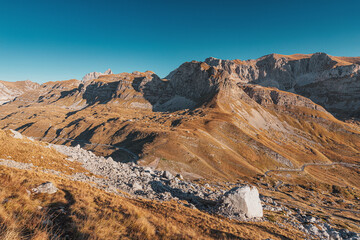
left=1, top=129, right=313, bottom=239
left=0, top=80, right=39, bottom=104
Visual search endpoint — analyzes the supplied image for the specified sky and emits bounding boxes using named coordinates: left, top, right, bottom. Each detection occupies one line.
left=0, top=0, right=360, bottom=83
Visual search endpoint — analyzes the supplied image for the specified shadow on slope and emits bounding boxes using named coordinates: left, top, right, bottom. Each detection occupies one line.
left=46, top=189, right=90, bottom=239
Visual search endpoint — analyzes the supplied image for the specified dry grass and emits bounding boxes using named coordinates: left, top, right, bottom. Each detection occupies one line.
left=0, top=128, right=306, bottom=239
left=0, top=165, right=306, bottom=240
left=0, top=170, right=55, bottom=240
left=0, top=130, right=87, bottom=175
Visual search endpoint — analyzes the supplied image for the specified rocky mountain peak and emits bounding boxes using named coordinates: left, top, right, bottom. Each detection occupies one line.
left=104, top=68, right=113, bottom=75
left=204, top=57, right=221, bottom=66
left=82, top=68, right=113, bottom=82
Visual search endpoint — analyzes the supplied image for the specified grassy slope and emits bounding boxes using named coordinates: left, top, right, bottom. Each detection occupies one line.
left=0, top=130, right=304, bottom=240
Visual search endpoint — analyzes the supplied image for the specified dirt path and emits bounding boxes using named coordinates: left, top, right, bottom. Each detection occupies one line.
left=264, top=162, right=360, bottom=176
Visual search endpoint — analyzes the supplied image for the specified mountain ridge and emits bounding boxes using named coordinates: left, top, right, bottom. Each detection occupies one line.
left=0, top=52, right=358, bottom=182
left=2, top=51, right=359, bottom=119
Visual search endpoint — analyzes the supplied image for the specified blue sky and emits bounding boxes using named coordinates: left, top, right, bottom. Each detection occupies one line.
left=1, top=0, right=360, bottom=83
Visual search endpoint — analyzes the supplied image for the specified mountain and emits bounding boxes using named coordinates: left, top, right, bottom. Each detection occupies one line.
left=0, top=53, right=359, bottom=238
left=82, top=68, right=113, bottom=82
left=0, top=54, right=358, bottom=181
left=0, top=80, right=39, bottom=104
left=202, top=53, right=360, bottom=119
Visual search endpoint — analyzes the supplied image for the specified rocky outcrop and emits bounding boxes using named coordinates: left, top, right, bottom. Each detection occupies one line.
left=240, top=84, right=326, bottom=112
left=200, top=53, right=360, bottom=118
left=82, top=68, right=113, bottom=82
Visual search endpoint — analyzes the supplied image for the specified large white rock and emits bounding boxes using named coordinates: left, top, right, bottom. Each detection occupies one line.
left=217, top=185, right=263, bottom=219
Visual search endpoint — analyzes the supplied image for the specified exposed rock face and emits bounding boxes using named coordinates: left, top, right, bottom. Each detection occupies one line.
left=2, top=52, right=359, bottom=118
left=0, top=80, right=39, bottom=104
left=216, top=185, right=263, bottom=219
left=82, top=68, right=113, bottom=82
left=32, top=182, right=58, bottom=194
left=240, top=84, right=326, bottom=112
left=199, top=53, right=360, bottom=118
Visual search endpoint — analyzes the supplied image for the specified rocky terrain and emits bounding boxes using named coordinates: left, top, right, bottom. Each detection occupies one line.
left=0, top=52, right=359, bottom=239
left=0, top=57, right=358, bottom=181
left=1, top=129, right=359, bottom=239
left=202, top=53, right=360, bottom=119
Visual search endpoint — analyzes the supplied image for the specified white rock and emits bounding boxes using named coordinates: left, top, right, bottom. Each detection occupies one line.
left=143, top=167, right=154, bottom=174
left=218, top=185, right=263, bottom=218
left=132, top=182, right=143, bottom=191
left=162, top=171, right=173, bottom=179
left=32, top=182, right=58, bottom=194
left=10, top=129, right=23, bottom=139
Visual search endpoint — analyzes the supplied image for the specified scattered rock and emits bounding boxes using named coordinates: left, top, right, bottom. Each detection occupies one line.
left=162, top=171, right=173, bottom=179
left=175, top=174, right=184, bottom=180
left=131, top=182, right=143, bottom=191
left=32, top=182, right=58, bottom=194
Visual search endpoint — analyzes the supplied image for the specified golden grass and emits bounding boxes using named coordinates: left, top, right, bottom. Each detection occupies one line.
left=0, top=127, right=308, bottom=239
left=0, top=165, right=306, bottom=240
left=0, top=128, right=306, bottom=239
left=0, top=130, right=87, bottom=175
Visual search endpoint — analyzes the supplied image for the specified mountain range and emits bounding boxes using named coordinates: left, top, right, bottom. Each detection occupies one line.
left=0, top=53, right=359, bottom=178
left=0, top=52, right=359, bottom=238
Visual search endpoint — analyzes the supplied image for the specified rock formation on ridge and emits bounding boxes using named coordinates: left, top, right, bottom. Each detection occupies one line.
left=0, top=80, right=39, bottom=104
left=82, top=68, right=113, bottom=82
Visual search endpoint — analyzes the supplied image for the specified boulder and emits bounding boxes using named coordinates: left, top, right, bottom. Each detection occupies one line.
left=32, top=182, right=58, bottom=194
left=217, top=185, right=263, bottom=219
left=131, top=182, right=143, bottom=191
left=162, top=171, right=173, bottom=179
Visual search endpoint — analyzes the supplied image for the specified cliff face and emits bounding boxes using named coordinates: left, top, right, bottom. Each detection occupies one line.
left=200, top=53, right=360, bottom=118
